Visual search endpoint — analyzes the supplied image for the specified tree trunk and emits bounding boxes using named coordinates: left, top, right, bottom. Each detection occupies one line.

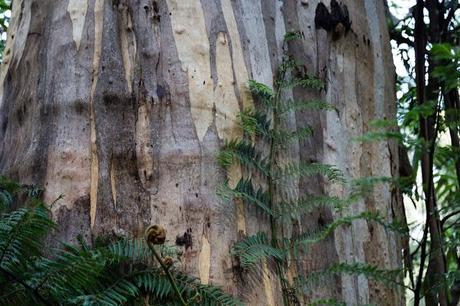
left=0, top=0, right=403, bottom=304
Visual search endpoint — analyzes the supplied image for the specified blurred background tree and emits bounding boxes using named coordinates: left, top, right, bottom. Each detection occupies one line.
left=389, top=1, right=460, bottom=305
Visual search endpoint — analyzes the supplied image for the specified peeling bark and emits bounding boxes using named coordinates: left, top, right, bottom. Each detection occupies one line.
left=0, top=0, right=403, bottom=304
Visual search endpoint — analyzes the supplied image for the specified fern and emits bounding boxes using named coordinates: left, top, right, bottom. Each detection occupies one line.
left=237, top=108, right=271, bottom=137
left=248, top=79, right=274, bottom=105
left=217, top=179, right=272, bottom=216
left=232, top=233, right=285, bottom=269
left=0, top=181, right=243, bottom=306
left=279, top=99, right=336, bottom=114
left=276, top=162, right=345, bottom=183
left=216, top=32, right=405, bottom=304
left=217, top=139, right=269, bottom=176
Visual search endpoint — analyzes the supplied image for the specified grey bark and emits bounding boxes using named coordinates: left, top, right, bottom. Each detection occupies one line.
left=0, top=0, right=403, bottom=305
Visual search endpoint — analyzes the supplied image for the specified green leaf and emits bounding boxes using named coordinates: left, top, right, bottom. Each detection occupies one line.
left=232, top=233, right=285, bottom=268
left=276, top=162, right=345, bottom=183
left=217, top=178, right=272, bottom=216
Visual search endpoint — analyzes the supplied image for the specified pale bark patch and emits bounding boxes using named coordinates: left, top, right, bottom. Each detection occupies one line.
left=166, top=0, right=213, bottom=141
left=0, top=0, right=29, bottom=105
left=262, top=260, right=276, bottom=306
left=118, top=5, right=137, bottom=93
left=214, top=32, right=241, bottom=141
left=239, top=0, right=272, bottom=87
left=90, top=0, right=104, bottom=228
left=67, top=0, right=88, bottom=51
left=198, top=235, right=211, bottom=284
left=221, top=0, right=253, bottom=110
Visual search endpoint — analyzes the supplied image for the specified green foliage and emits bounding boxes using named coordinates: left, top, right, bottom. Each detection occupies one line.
left=0, top=177, right=241, bottom=306
left=217, top=34, right=405, bottom=304
left=231, top=233, right=285, bottom=269
left=389, top=2, right=460, bottom=304
left=0, top=0, right=10, bottom=60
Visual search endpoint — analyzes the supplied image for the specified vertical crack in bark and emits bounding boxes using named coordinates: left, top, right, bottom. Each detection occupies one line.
left=110, top=154, right=117, bottom=209
left=117, top=3, right=137, bottom=93
left=89, top=0, right=104, bottom=228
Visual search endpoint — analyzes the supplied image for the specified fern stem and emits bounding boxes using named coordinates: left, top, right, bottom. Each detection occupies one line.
left=146, top=241, right=188, bottom=306
left=269, top=71, right=291, bottom=306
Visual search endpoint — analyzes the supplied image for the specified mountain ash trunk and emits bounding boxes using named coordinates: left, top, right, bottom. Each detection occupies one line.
left=0, top=0, right=403, bottom=304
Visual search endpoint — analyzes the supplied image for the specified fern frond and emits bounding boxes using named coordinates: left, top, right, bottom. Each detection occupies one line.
left=329, top=262, right=404, bottom=288
left=0, top=176, right=22, bottom=211
left=276, top=162, right=345, bottom=183
left=173, top=272, right=243, bottom=306
left=237, top=108, right=271, bottom=137
left=217, top=179, right=272, bottom=216
left=284, top=31, right=303, bottom=42
left=232, top=233, right=285, bottom=269
left=107, top=239, right=151, bottom=263
left=296, top=262, right=403, bottom=295
left=288, top=216, right=356, bottom=252
left=69, top=277, right=139, bottom=306
left=217, top=139, right=269, bottom=176
left=0, top=205, right=55, bottom=273
left=134, top=270, right=172, bottom=299
left=354, top=131, right=403, bottom=143
left=279, top=99, right=335, bottom=114
left=279, top=75, right=325, bottom=91
left=272, top=125, right=314, bottom=146
left=248, top=80, right=274, bottom=105
left=289, top=211, right=403, bottom=252
left=309, top=298, right=346, bottom=306
left=275, top=194, right=345, bottom=220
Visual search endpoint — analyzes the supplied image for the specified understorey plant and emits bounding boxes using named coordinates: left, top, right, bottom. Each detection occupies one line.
left=0, top=176, right=241, bottom=306
left=217, top=32, right=407, bottom=305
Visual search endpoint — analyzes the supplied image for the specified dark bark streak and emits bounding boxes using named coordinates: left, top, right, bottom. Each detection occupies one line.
left=413, top=1, right=447, bottom=305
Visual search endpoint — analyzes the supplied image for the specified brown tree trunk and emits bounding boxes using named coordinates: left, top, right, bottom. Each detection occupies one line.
left=0, top=0, right=403, bottom=304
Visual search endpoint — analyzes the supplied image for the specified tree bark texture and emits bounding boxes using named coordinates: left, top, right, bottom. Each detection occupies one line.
left=0, top=0, right=403, bottom=305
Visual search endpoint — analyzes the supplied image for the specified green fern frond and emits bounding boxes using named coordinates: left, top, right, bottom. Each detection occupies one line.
left=173, top=272, right=243, bottom=306
left=237, top=108, right=271, bottom=137
left=248, top=80, right=274, bottom=105
left=217, top=179, right=272, bottom=216
left=0, top=205, right=55, bottom=273
left=69, top=278, right=139, bottom=306
left=272, top=125, right=314, bottom=146
left=289, top=211, right=403, bottom=252
left=280, top=75, right=325, bottom=91
left=277, top=56, right=300, bottom=77
left=296, top=262, right=403, bottom=295
left=284, top=31, right=303, bottom=42
left=0, top=177, right=21, bottom=211
left=309, top=298, right=346, bottom=306
left=275, top=194, right=345, bottom=219
left=276, top=162, right=345, bottom=183
left=134, top=270, right=172, bottom=299
left=107, top=239, right=151, bottom=263
left=329, top=262, right=404, bottom=288
left=288, top=216, right=356, bottom=252
left=217, top=139, right=269, bottom=176
left=279, top=99, right=336, bottom=114
left=355, top=211, right=408, bottom=235
left=354, top=131, right=403, bottom=143
left=232, top=233, right=285, bottom=269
